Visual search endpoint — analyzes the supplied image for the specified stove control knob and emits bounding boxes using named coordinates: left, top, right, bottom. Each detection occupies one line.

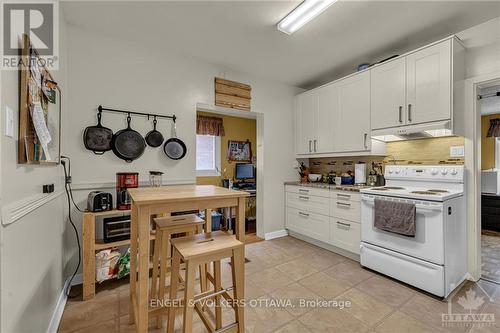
left=431, top=168, right=438, bottom=175
left=441, top=169, right=448, bottom=175
left=450, top=169, right=458, bottom=175
left=394, top=169, right=400, bottom=174
left=387, top=168, right=393, bottom=174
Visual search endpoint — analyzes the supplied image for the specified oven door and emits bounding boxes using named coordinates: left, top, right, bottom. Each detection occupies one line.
left=361, top=194, right=444, bottom=265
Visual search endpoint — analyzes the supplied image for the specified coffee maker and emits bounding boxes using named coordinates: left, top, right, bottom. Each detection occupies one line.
left=116, top=172, right=139, bottom=210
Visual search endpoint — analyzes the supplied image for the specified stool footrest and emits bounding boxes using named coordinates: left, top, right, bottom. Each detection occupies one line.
left=194, top=286, right=234, bottom=303
left=215, top=322, right=238, bottom=333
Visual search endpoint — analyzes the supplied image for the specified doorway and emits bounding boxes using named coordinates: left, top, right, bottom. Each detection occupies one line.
left=195, top=104, right=263, bottom=243
left=478, top=83, right=500, bottom=284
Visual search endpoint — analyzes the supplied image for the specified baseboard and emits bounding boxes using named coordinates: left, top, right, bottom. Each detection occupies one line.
left=264, top=229, right=288, bottom=240
left=70, top=273, right=83, bottom=286
left=46, top=276, right=71, bottom=333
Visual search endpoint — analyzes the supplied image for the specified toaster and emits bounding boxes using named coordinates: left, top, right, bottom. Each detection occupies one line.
left=87, top=191, right=113, bottom=212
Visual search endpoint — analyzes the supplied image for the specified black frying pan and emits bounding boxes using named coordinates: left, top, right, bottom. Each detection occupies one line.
left=112, top=116, right=146, bottom=163
left=83, top=112, right=113, bottom=154
left=145, top=117, right=164, bottom=148
left=163, top=120, right=187, bottom=160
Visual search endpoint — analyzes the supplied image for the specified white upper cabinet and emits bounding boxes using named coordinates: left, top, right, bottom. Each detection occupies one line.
left=335, top=71, right=371, bottom=152
left=406, top=40, right=451, bottom=125
left=295, top=91, right=318, bottom=154
left=371, top=57, right=406, bottom=130
left=371, top=38, right=455, bottom=130
left=316, top=83, right=338, bottom=153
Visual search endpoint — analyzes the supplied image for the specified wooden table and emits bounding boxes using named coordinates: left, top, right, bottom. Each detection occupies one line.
left=127, top=185, right=249, bottom=332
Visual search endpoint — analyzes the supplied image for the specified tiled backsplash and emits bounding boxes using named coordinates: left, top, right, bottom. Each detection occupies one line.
left=309, top=136, right=465, bottom=175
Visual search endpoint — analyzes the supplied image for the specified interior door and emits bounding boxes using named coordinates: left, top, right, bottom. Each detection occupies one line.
left=370, top=57, right=406, bottom=130
left=296, top=92, right=317, bottom=154
left=316, top=83, right=338, bottom=153
left=406, top=40, right=451, bottom=125
left=335, top=71, right=371, bottom=152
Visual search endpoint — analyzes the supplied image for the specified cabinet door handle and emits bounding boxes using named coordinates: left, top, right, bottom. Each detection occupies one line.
left=298, top=196, right=310, bottom=200
left=299, top=212, right=309, bottom=217
left=337, top=193, right=351, bottom=199
left=337, top=221, right=351, bottom=228
left=309, top=140, right=312, bottom=153
left=337, top=201, right=351, bottom=207
left=408, top=104, right=412, bottom=122
left=313, top=139, right=317, bottom=152
left=399, top=106, right=403, bottom=123
left=363, top=133, right=368, bottom=149
left=298, top=189, right=309, bottom=193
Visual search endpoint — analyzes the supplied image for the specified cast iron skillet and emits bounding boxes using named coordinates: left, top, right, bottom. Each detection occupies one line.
left=83, top=112, right=113, bottom=154
left=111, top=116, right=146, bottom=163
left=163, top=120, right=187, bottom=160
left=145, top=117, right=164, bottom=148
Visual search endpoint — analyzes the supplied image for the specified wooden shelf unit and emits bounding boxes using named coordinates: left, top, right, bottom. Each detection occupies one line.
left=83, top=209, right=156, bottom=300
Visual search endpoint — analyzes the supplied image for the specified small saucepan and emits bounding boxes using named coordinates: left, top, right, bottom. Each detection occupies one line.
left=145, top=117, right=164, bottom=148
left=163, top=120, right=187, bottom=160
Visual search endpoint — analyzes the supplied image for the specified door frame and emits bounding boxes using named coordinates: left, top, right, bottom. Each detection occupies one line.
left=464, top=71, right=500, bottom=281
left=195, top=103, right=264, bottom=239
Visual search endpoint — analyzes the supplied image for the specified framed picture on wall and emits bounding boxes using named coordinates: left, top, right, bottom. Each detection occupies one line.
left=227, top=140, right=252, bottom=162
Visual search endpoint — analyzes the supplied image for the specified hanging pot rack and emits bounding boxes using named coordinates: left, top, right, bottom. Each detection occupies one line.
left=97, top=105, right=177, bottom=122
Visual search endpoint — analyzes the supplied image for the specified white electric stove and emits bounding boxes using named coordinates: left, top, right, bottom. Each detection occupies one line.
left=360, top=165, right=467, bottom=298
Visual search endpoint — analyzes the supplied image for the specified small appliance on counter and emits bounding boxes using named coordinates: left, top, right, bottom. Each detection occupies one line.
left=87, top=191, right=113, bottom=212
left=116, top=172, right=139, bottom=210
left=95, top=214, right=131, bottom=243
left=354, top=163, right=366, bottom=184
left=149, top=171, right=164, bottom=187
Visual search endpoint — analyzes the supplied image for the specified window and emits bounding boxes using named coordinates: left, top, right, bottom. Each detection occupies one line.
left=196, top=135, right=221, bottom=176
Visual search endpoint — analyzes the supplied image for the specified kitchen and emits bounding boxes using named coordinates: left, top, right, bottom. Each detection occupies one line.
left=1, top=1, right=500, bottom=333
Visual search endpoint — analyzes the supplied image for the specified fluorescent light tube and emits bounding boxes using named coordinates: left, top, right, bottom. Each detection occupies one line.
left=278, top=0, right=338, bottom=35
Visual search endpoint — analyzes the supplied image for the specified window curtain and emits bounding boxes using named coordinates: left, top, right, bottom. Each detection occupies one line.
left=197, top=115, right=225, bottom=136
left=487, top=118, right=500, bottom=137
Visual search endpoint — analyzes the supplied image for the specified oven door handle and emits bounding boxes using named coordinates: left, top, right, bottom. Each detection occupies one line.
left=361, top=195, right=443, bottom=212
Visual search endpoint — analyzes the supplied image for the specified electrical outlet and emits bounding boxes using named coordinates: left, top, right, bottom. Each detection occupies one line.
left=450, top=146, right=465, bottom=158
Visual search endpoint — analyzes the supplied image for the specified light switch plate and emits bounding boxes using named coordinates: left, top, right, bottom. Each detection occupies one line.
left=450, top=146, right=465, bottom=157
left=4, top=106, right=14, bottom=138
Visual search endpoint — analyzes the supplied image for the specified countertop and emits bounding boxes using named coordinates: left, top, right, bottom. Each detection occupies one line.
left=284, top=181, right=373, bottom=192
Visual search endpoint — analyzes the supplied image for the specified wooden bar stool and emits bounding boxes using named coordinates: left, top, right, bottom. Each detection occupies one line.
left=151, top=214, right=206, bottom=327
left=167, top=231, right=245, bottom=333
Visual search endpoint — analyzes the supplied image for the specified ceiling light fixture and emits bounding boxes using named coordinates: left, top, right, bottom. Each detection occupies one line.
left=277, top=0, right=338, bottom=35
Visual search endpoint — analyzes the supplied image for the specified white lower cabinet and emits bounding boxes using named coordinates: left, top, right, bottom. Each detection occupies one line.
left=285, top=185, right=361, bottom=255
left=286, top=207, right=329, bottom=243
left=330, top=218, right=361, bottom=255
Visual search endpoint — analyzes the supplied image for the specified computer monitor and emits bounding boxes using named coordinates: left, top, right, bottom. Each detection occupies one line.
left=235, top=163, right=255, bottom=180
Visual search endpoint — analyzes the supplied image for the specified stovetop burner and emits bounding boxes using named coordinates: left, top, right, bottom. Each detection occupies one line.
left=372, top=186, right=405, bottom=191
left=411, top=191, right=439, bottom=195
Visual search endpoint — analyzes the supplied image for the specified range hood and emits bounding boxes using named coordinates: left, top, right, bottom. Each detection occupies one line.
left=371, top=120, right=453, bottom=142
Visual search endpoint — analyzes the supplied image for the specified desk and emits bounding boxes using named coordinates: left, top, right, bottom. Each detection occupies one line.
left=127, top=185, right=249, bottom=332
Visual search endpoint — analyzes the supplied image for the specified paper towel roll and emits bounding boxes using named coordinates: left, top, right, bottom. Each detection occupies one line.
left=355, top=163, right=366, bottom=184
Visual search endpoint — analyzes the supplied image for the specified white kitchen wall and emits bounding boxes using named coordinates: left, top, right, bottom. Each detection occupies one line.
left=63, top=24, right=301, bottom=273
left=0, top=7, right=68, bottom=333
left=458, top=16, right=500, bottom=78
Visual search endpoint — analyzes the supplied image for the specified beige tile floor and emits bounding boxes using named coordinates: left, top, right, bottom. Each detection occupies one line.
left=59, top=236, right=500, bottom=333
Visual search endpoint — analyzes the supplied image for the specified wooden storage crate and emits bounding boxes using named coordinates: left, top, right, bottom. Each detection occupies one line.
left=215, top=77, right=251, bottom=111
